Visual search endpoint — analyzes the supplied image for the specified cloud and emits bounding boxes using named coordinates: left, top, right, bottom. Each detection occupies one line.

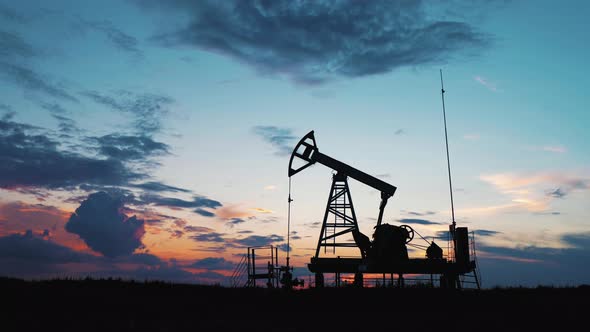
left=546, top=188, right=567, bottom=199
left=526, top=145, right=567, bottom=154
left=542, top=145, right=567, bottom=153
left=477, top=232, right=590, bottom=286
left=403, top=210, right=436, bottom=217
left=76, top=19, right=142, bottom=56
left=190, top=257, right=235, bottom=270
left=0, top=62, right=79, bottom=102
left=474, top=75, right=497, bottom=91
left=66, top=192, right=146, bottom=257
left=394, top=129, right=405, bottom=135
left=480, top=172, right=590, bottom=212
left=194, top=208, right=215, bottom=217
left=252, top=208, right=273, bottom=214
left=0, top=200, right=89, bottom=250
left=190, top=232, right=225, bottom=243
left=140, top=193, right=222, bottom=210
left=39, top=102, right=80, bottom=136
left=0, top=30, right=37, bottom=58
left=397, top=218, right=440, bottom=225
left=183, top=225, right=214, bottom=233
left=0, top=5, right=27, bottom=24
left=92, top=134, right=170, bottom=161
left=0, top=230, right=95, bottom=265
left=473, top=229, right=501, bottom=237
left=215, top=205, right=252, bottom=219
left=0, top=118, right=141, bottom=190
left=264, top=185, right=276, bottom=190
left=81, top=90, right=173, bottom=134
left=0, top=103, right=12, bottom=112
left=231, top=234, right=284, bottom=247
left=143, top=1, right=491, bottom=84
left=227, top=218, right=246, bottom=226
left=131, top=181, right=190, bottom=193
left=252, top=125, right=296, bottom=156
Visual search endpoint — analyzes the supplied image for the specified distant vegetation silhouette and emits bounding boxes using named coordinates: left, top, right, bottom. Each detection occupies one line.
left=2, top=277, right=587, bottom=331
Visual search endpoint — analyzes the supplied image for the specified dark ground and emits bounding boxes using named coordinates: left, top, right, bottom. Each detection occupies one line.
left=2, top=277, right=588, bottom=331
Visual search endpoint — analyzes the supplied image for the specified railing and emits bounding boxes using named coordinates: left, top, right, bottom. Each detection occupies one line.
left=230, top=254, right=248, bottom=288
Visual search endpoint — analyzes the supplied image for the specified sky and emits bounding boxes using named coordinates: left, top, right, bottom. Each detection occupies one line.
left=1, top=0, right=589, bottom=288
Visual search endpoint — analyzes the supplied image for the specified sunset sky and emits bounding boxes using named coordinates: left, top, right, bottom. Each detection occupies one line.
left=1, top=0, right=589, bottom=287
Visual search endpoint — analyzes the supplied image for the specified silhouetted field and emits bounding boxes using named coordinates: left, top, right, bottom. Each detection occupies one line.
left=2, top=277, right=587, bottom=331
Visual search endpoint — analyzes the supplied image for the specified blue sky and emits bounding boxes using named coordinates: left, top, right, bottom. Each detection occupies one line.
left=1, top=0, right=589, bottom=287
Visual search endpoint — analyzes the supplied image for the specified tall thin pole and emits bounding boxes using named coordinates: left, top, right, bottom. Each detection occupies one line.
left=287, top=176, right=293, bottom=269
left=439, top=69, right=456, bottom=230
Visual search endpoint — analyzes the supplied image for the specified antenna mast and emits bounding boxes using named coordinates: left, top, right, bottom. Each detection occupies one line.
left=439, top=70, right=457, bottom=232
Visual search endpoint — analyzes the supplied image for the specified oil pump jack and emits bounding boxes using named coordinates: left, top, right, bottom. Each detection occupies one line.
left=288, top=130, right=479, bottom=288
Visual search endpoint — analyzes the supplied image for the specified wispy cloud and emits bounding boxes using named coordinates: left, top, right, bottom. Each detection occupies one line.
left=81, top=90, right=173, bottom=135
left=252, top=208, right=273, bottom=214
left=252, top=125, right=297, bottom=156
left=463, top=133, right=480, bottom=140
left=397, top=218, right=440, bottom=225
left=0, top=62, right=79, bottom=102
left=480, top=172, right=589, bottom=212
left=75, top=18, right=142, bottom=57
left=474, top=75, right=498, bottom=92
left=542, top=145, right=567, bottom=153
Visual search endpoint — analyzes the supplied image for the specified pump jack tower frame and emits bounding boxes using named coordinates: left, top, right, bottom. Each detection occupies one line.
left=288, top=130, right=480, bottom=289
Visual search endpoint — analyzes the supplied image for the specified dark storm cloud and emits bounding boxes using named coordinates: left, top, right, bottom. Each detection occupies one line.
left=190, top=257, right=235, bottom=270
left=77, top=19, right=142, bottom=56
left=81, top=90, right=173, bottom=134
left=252, top=126, right=296, bottom=156
left=232, top=234, right=284, bottom=247
left=142, top=0, right=490, bottom=84
left=66, top=191, right=146, bottom=258
left=140, top=193, right=222, bottom=210
left=478, top=232, right=590, bottom=287
left=93, top=134, right=170, bottom=161
left=0, top=118, right=140, bottom=189
left=0, top=30, right=37, bottom=58
left=398, top=218, right=440, bottom=225
left=0, top=230, right=95, bottom=264
left=195, top=208, right=215, bottom=217
left=0, top=231, right=209, bottom=283
left=0, top=62, right=79, bottom=102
